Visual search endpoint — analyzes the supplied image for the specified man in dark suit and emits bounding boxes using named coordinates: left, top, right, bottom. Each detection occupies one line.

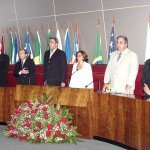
left=13, top=49, right=36, bottom=85
left=44, top=37, right=67, bottom=87
left=0, top=43, right=9, bottom=87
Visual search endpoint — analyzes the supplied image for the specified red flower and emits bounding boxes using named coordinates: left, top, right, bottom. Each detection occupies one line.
left=15, top=108, right=21, bottom=114
left=55, top=130, right=61, bottom=137
left=33, top=129, right=38, bottom=133
left=13, top=134, right=18, bottom=139
left=46, top=131, right=51, bottom=137
left=36, top=103, right=41, bottom=107
left=37, top=122, right=42, bottom=128
left=47, top=124, right=53, bottom=130
left=42, top=106, right=48, bottom=111
left=47, top=101, right=52, bottom=105
left=25, top=118, right=29, bottom=122
left=40, top=99, right=44, bottom=104
left=36, top=136, right=41, bottom=141
left=62, top=134, right=66, bottom=139
left=67, top=126, right=72, bottom=130
left=57, top=122, right=60, bottom=126
left=55, top=110, right=60, bottom=114
left=61, top=118, right=67, bottom=123
left=12, top=119, right=16, bottom=123
left=44, top=113, right=49, bottom=119
left=27, top=103, right=33, bottom=109
left=20, top=134, right=29, bottom=140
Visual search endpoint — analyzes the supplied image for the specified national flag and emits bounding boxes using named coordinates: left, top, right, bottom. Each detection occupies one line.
left=24, top=30, right=33, bottom=59
left=8, top=28, right=13, bottom=64
left=64, top=27, right=71, bottom=63
left=56, top=23, right=62, bottom=50
left=46, top=23, right=51, bottom=51
left=145, top=15, right=150, bottom=61
left=1, top=29, right=5, bottom=54
left=72, top=23, right=79, bottom=64
left=108, top=17, right=116, bottom=61
left=13, top=31, right=19, bottom=64
left=34, top=28, right=43, bottom=64
left=93, top=17, right=103, bottom=64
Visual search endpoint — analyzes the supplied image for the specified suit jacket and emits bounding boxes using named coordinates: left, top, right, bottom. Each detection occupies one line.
left=0, top=53, right=9, bottom=86
left=13, top=57, right=36, bottom=85
left=44, top=49, right=67, bottom=86
left=104, top=48, right=138, bottom=94
left=142, top=59, right=150, bottom=89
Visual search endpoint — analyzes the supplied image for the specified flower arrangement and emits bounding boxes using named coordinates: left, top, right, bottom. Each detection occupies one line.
left=3, top=93, right=80, bottom=144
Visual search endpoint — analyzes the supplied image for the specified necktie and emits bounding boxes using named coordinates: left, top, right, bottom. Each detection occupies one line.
left=117, top=53, right=122, bottom=61
left=21, top=61, right=24, bottom=68
left=49, top=51, right=53, bottom=59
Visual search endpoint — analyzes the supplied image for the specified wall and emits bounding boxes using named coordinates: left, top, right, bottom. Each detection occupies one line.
left=0, top=0, right=150, bottom=64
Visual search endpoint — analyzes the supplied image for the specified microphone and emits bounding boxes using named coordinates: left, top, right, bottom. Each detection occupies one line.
left=85, top=81, right=93, bottom=88
left=71, top=69, right=79, bottom=76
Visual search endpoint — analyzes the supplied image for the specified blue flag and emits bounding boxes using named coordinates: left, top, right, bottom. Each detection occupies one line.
left=24, top=32, right=33, bottom=59
left=108, top=26, right=116, bottom=61
left=13, top=32, right=18, bottom=64
left=64, top=28, right=71, bottom=63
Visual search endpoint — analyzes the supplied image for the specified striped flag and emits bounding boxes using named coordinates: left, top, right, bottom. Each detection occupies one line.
left=56, top=23, right=62, bottom=50
left=13, top=31, right=19, bottom=64
left=46, top=23, right=51, bottom=51
left=24, top=30, right=33, bottom=59
left=145, top=15, right=150, bottom=61
left=1, top=29, right=5, bottom=54
left=72, top=23, right=79, bottom=64
left=93, top=17, right=103, bottom=64
left=34, top=28, right=43, bottom=64
left=64, top=27, right=71, bottom=63
left=8, top=28, right=14, bottom=64
left=108, top=17, right=116, bottom=61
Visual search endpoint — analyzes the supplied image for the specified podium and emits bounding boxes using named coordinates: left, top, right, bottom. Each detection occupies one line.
left=1, top=85, right=150, bottom=150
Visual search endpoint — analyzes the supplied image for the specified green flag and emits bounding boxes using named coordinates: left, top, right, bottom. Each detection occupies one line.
left=93, top=28, right=103, bottom=64
left=8, top=30, right=13, bottom=64
left=34, top=31, right=43, bottom=64
left=46, top=29, right=51, bottom=51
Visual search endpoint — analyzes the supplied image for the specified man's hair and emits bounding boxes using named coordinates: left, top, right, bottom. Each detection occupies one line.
left=50, top=37, right=58, bottom=44
left=117, top=35, right=128, bottom=46
left=20, top=49, right=28, bottom=55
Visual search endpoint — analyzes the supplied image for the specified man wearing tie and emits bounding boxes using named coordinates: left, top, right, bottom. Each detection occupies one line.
left=13, top=49, right=36, bottom=85
left=44, top=37, right=67, bottom=87
left=0, top=43, right=9, bottom=87
left=102, top=35, right=138, bottom=94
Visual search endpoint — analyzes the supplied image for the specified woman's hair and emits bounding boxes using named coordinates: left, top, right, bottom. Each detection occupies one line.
left=76, top=50, right=88, bottom=62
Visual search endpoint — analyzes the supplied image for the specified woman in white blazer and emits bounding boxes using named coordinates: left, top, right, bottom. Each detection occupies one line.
left=69, top=50, right=93, bottom=89
left=102, top=35, right=138, bottom=94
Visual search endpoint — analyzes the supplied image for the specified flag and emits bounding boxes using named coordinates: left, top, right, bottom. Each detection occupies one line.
left=13, top=31, right=19, bottom=64
left=93, top=18, right=103, bottom=64
left=64, top=28, right=71, bottom=63
left=24, top=31, right=33, bottom=59
left=1, top=30, right=5, bottom=54
left=46, top=23, right=51, bottom=51
left=56, top=24, right=62, bottom=50
left=72, top=23, right=79, bottom=64
left=34, top=30, right=43, bottom=64
left=8, top=29, right=13, bottom=64
left=145, top=16, right=150, bottom=61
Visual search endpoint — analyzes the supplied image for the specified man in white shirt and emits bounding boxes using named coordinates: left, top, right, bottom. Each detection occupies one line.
left=102, top=35, right=138, bottom=94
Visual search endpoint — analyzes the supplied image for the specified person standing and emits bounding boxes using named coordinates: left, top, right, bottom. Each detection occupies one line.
left=69, top=50, right=93, bottom=89
left=0, top=43, right=9, bottom=87
left=44, top=37, right=67, bottom=87
left=142, top=59, right=150, bottom=97
left=102, top=35, right=138, bottom=94
left=13, top=49, right=36, bottom=85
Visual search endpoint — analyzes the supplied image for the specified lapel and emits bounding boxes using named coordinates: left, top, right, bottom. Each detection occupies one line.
left=50, top=49, right=59, bottom=60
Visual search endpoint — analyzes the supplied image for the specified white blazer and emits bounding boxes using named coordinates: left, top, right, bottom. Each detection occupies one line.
left=69, top=62, right=93, bottom=89
left=104, top=48, right=138, bottom=94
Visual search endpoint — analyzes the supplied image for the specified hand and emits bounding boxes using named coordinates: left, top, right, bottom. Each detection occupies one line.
left=61, top=82, right=65, bottom=87
left=143, top=84, right=150, bottom=95
left=102, top=83, right=109, bottom=93
left=21, top=69, right=29, bottom=74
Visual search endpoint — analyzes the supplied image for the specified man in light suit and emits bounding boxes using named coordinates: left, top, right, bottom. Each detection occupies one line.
left=102, top=35, right=138, bottom=94
left=44, top=37, right=67, bottom=87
